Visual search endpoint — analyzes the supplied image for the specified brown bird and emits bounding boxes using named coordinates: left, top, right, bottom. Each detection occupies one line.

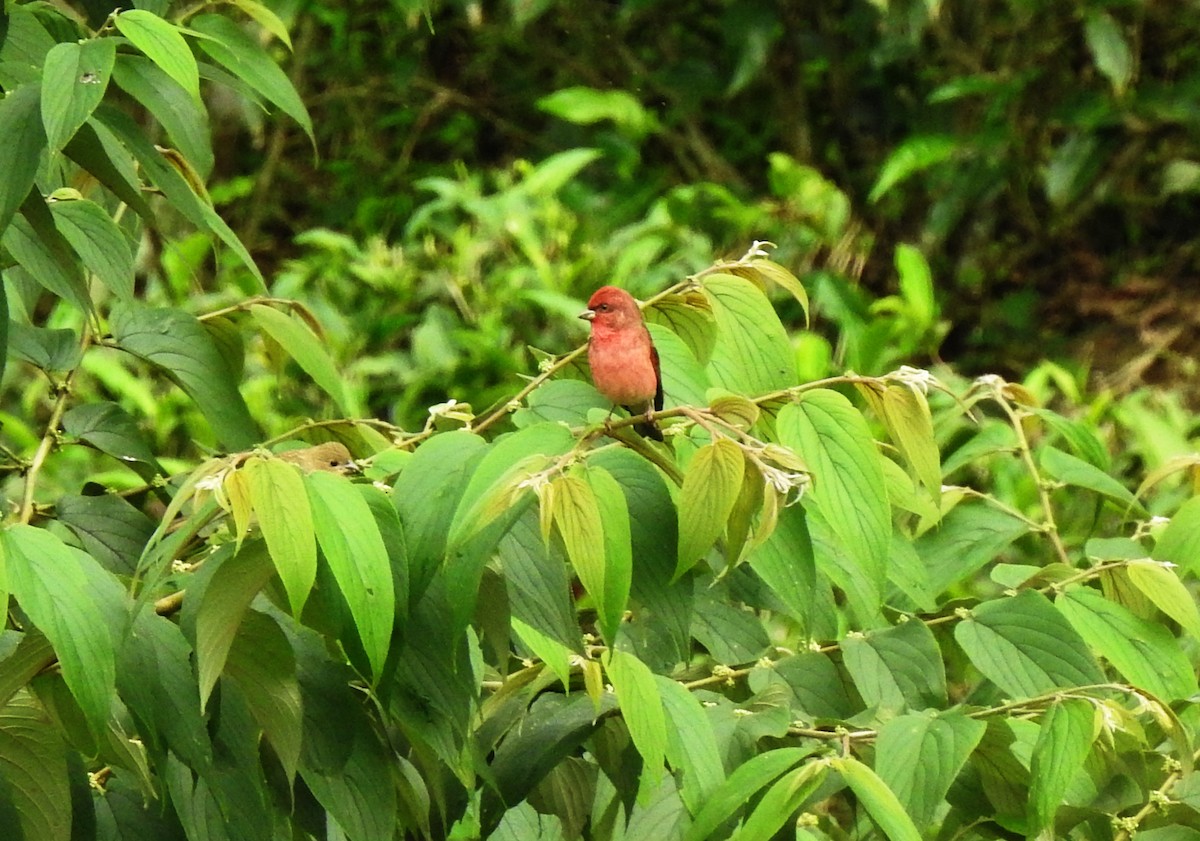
left=579, top=286, right=663, bottom=440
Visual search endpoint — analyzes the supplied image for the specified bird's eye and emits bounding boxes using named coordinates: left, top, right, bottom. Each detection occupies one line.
left=596, top=303, right=609, bottom=312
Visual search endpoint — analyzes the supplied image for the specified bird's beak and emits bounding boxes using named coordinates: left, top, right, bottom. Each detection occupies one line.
left=578, top=309, right=595, bottom=322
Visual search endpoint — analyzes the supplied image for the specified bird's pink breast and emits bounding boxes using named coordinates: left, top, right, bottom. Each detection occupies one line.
left=588, top=326, right=658, bottom=406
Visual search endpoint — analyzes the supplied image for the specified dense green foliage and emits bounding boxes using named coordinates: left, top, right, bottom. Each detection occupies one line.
left=3, top=2, right=1200, bottom=841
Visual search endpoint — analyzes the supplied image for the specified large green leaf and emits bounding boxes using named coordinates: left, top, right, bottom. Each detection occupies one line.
left=190, top=14, right=314, bottom=143
left=243, top=457, right=316, bottom=616
left=777, top=389, right=890, bottom=606
left=1056, top=585, right=1197, bottom=700
left=734, top=761, right=826, bottom=841
left=61, top=401, right=164, bottom=482
left=3, top=200, right=90, bottom=315
left=1153, top=496, right=1200, bottom=575
left=393, top=429, right=487, bottom=601
left=1039, top=445, right=1141, bottom=512
left=111, top=53, right=213, bottom=178
left=701, top=273, right=794, bottom=395
left=683, top=747, right=816, bottom=841
left=497, top=509, right=579, bottom=654
left=954, top=590, right=1105, bottom=697
left=251, top=303, right=352, bottom=415
left=47, top=195, right=135, bottom=303
left=589, top=466, right=633, bottom=642
left=647, top=321, right=709, bottom=409
left=56, top=493, right=155, bottom=576
left=193, top=541, right=275, bottom=710
left=832, top=756, right=922, bottom=841
left=919, top=502, right=1030, bottom=594
left=676, top=437, right=744, bottom=579
left=875, top=710, right=986, bottom=827
left=40, top=39, right=115, bottom=155
left=109, top=304, right=259, bottom=449
left=93, top=106, right=264, bottom=288
left=747, top=503, right=816, bottom=629
left=0, top=526, right=116, bottom=738
left=114, top=10, right=200, bottom=101
left=118, top=611, right=211, bottom=771
left=223, top=610, right=303, bottom=783
left=306, top=470, right=395, bottom=679
left=605, top=649, right=666, bottom=787
left=657, top=676, right=724, bottom=813
left=0, top=691, right=70, bottom=841
left=0, top=84, right=45, bottom=235
left=1028, top=698, right=1095, bottom=837
left=1124, top=557, right=1200, bottom=640
left=488, top=690, right=617, bottom=807
left=63, top=119, right=152, bottom=220
left=842, top=619, right=947, bottom=711
left=858, top=380, right=941, bottom=502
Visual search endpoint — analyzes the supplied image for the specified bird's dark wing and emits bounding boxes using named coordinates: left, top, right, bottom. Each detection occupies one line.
left=650, top=342, right=663, bottom=411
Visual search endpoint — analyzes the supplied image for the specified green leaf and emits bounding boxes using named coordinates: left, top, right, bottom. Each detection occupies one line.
left=590, top=466, right=633, bottom=643
left=520, top=147, right=604, bottom=195
left=777, top=389, right=890, bottom=601
left=190, top=14, right=314, bottom=143
left=194, top=541, right=275, bottom=710
left=691, top=589, right=771, bottom=665
left=1125, top=558, right=1200, bottom=640
left=1056, top=585, right=1197, bottom=700
left=645, top=291, right=717, bottom=367
left=832, top=756, right=922, bottom=841
left=111, top=53, right=213, bottom=178
left=875, top=710, right=986, bottom=827
left=1039, top=445, right=1141, bottom=512
left=702, top=274, right=795, bottom=395
left=228, top=0, right=294, bottom=49
left=489, top=691, right=617, bottom=807
left=1153, top=496, right=1200, bottom=575
left=498, top=509, right=579, bottom=655
left=920, top=502, right=1031, bottom=594
left=306, top=470, right=395, bottom=679
left=747, top=503, right=816, bottom=628
left=223, top=610, right=303, bottom=783
left=1028, top=407, right=1110, bottom=471
left=538, top=87, right=657, bottom=137
left=1028, top=698, right=1095, bottom=836
left=7, top=324, right=80, bottom=373
left=56, top=494, right=155, bottom=576
left=93, top=106, right=264, bottom=288
left=656, top=676, right=724, bottom=813
left=110, top=304, right=259, bottom=449
left=894, top=244, right=937, bottom=327
left=0, top=84, right=45, bottom=235
left=733, top=761, right=826, bottom=841
left=62, top=401, right=164, bottom=482
left=605, top=649, right=667, bottom=787
left=869, top=134, right=957, bottom=202
left=769, top=652, right=857, bottom=719
left=118, top=611, right=212, bottom=770
left=858, top=380, right=941, bottom=502
left=514, top=378, right=609, bottom=428
left=683, top=747, right=816, bottom=841
left=48, top=195, right=135, bottom=302
left=3, top=201, right=90, bottom=315
left=676, top=437, right=745, bottom=579
left=63, top=119, right=153, bottom=220
left=0, top=691, right=70, bottom=841
left=40, top=39, right=115, bottom=155
left=448, top=423, right=574, bottom=550
left=0, top=526, right=116, bottom=738
left=394, top=430, right=487, bottom=600
left=843, top=619, right=947, bottom=712
left=1084, top=11, right=1133, bottom=95
left=244, top=457, right=316, bottom=616
left=954, top=590, right=1105, bottom=697
left=647, top=321, right=710, bottom=409
left=551, top=471, right=616, bottom=639
left=251, top=303, right=351, bottom=415
left=0, top=634, right=55, bottom=713
left=114, top=9, right=201, bottom=101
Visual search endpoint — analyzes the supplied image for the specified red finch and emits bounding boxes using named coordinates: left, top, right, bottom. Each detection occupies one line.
left=579, top=286, right=663, bottom=440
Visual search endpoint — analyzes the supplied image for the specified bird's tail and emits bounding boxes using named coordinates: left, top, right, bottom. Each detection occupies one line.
left=634, top=418, right=664, bottom=442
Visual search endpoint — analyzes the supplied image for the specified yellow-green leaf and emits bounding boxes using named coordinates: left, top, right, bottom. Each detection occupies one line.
left=244, top=456, right=316, bottom=615
left=676, top=438, right=745, bottom=579
left=605, top=649, right=666, bottom=788
left=114, top=10, right=200, bottom=101
left=251, top=303, right=352, bottom=415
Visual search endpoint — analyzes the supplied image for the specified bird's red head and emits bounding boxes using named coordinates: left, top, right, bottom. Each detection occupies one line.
left=580, top=285, right=642, bottom=330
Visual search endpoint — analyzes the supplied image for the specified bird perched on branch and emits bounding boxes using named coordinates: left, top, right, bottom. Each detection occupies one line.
left=579, top=286, right=663, bottom=441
